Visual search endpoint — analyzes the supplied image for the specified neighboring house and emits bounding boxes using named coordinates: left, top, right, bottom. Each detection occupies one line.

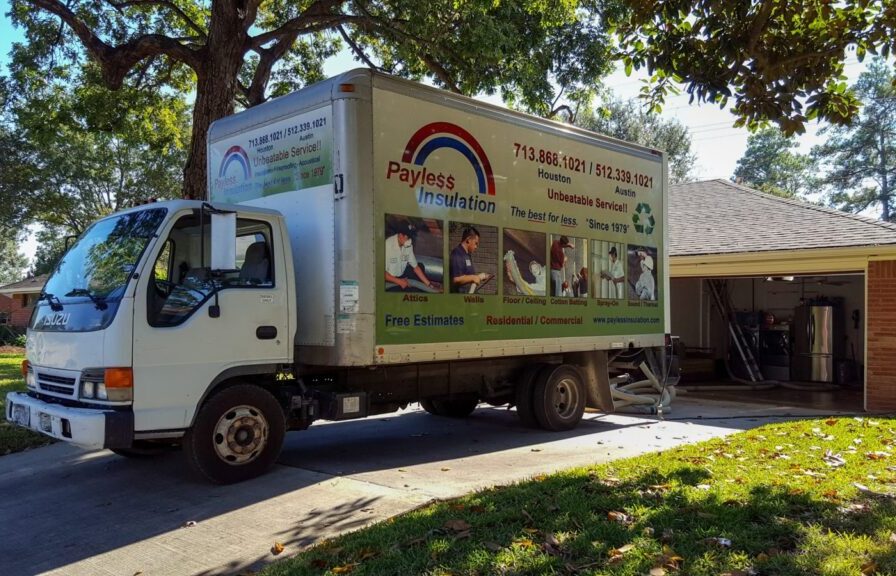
left=0, top=293, right=13, bottom=325
left=669, top=179, right=896, bottom=411
left=0, top=275, right=49, bottom=329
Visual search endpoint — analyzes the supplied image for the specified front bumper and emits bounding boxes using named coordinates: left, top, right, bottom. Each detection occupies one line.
left=5, top=392, right=133, bottom=450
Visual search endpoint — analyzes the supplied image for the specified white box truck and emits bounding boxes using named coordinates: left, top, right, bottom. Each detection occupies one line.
left=6, top=70, right=670, bottom=483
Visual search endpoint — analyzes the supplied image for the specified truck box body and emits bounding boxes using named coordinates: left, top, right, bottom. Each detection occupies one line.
left=208, top=69, right=669, bottom=368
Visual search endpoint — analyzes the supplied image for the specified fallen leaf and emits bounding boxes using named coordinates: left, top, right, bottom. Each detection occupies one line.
left=825, top=418, right=837, bottom=426
left=444, top=519, right=471, bottom=532
left=440, top=467, right=451, bottom=472
left=358, top=547, right=378, bottom=561
left=182, top=521, right=197, bottom=528
left=861, top=561, right=878, bottom=575
left=649, top=568, right=666, bottom=576
left=704, top=537, right=732, bottom=548
left=866, top=451, right=891, bottom=461
left=608, top=511, right=630, bottom=523
left=696, top=484, right=711, bottom=490
left=523, top=527, right=539, bottom=534
left=823, top=450, right=846, bottom=467
left=331, top=564, right=357, bottom=574
left=890, top=532, right=896, bottom=543
left=513, top=537, right=536, bottom=549
left=823, top=489, right=839, bottom=499
left=271, top=542, right=284, bottom=555
left=531, top=448, right=542, bottom=452
left=484, top=541, right=503, bottom=552
left=615, top=543, right=635, bottom=554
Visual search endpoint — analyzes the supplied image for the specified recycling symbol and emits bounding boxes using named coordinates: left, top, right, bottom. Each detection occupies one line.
left=632, top=202, right=655, bottom=235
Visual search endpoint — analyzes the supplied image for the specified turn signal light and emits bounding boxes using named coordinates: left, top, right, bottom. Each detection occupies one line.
left=338, top=83, right=355, bottom=93
left=104, top=367, right=133, bottom=388
left=21, top=360, right=30, bottom=377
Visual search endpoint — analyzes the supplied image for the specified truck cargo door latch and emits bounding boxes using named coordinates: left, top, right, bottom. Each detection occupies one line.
left=334, top=174, right=344, bottom=199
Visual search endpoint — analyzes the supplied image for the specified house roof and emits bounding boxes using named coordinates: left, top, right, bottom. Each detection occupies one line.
left=0, top=274, right=49, bottom=295
left=669, top=179, right=896, bottom=257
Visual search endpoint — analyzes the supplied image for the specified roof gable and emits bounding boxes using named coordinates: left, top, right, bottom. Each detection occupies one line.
left=669, top=179, right=896, bottom=256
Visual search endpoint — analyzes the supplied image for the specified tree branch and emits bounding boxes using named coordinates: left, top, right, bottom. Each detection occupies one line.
left=249, top=0, right=345, bottom=49
left=419, top=53, right=460, bottom=93
left=30, top=0, right=201, bottom=88
left=246, top=31, right=299, bottom=106
left=337, top=24, right=380, bottom=70
left=105, top=0, right=207, bottom=39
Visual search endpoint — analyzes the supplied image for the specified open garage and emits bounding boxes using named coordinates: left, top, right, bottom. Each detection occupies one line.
left=668, top=180, right=896, bottom=412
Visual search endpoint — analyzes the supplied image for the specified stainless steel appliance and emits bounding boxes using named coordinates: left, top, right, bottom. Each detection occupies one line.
left=792, top=303, right=842, bottom=382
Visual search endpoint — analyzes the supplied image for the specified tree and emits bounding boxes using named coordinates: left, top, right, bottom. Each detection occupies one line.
left=812, top=59, right=896, bottom=221
left=733, top=128, right=815, bottom=199
left=0, top=230, right=28, bottom=285
left=576, top=97, right=696, bottom=183
left=3, top=62, right=190, bottom=235
left=30, top=227, right=68, bottom=277
left=10, top=0, right=614, bottom=199
left=612, top=1, right=896, bottom=135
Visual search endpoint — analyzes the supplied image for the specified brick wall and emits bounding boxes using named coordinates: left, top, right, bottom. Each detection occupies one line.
left=9, top=294, right=36, bottom=328
left=867, top=260, right=896, bottom=411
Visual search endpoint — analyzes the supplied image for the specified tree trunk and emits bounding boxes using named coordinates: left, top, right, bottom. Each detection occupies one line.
left=880, top=130, right=890, bottom=222
left=181, top=2, right=248, bottom=200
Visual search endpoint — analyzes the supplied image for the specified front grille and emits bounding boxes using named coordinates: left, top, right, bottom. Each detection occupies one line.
left=36, top=372, right=77, bottom=397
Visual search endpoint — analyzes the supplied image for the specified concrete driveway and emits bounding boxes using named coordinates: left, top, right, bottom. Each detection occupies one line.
left=0, top=397, right=852, bottom=576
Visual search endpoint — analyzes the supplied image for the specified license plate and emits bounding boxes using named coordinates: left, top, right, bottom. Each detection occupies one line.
left=39, top=412, right=52, bottom=433
left=10, top=403, right=30, bottom=427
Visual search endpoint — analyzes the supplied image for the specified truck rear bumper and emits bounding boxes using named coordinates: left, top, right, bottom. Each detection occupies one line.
left=5, top=392, right=133, bottom=450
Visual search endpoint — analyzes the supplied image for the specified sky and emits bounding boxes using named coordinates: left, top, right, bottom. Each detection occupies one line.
left=0, top=3, right=874, bottom=264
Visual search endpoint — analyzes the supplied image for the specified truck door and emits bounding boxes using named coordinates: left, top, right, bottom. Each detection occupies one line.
left=131, top=211, right=290, bottom=432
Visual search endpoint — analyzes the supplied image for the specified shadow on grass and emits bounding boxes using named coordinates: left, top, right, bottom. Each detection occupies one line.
left=268, top=465, right=896, bottom=576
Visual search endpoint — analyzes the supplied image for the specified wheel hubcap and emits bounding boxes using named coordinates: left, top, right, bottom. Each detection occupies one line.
left=552, top=377, right=579, bottom=420
left=213, top=405, right=269, bottom=465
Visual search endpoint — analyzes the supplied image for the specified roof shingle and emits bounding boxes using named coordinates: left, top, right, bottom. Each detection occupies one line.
left=669, top=179, right=896, bottom=256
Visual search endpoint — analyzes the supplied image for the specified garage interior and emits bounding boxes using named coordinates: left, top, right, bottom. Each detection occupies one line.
left=670, top=274, right=865, bottom=412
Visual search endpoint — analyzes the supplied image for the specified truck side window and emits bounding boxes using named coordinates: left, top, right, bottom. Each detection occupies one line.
left=147, top=214, right=274, bottom=327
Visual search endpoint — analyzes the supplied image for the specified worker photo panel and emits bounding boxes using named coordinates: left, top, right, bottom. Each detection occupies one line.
left=627, top=244, right=658, bottom=301
left=502, top=228, right=547, bottom=297
left=448, top=222, right=498, bottom=295
left=593, top=240, right=626, bottom=300
left=548, top=234, right=589, bottom=299
left=384, top=214, right=444, bottom=293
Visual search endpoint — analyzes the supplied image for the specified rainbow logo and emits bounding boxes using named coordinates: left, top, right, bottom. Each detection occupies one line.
left=402, top=122, right=495, bottom=195
left=219, top=146, right=251, bottom=180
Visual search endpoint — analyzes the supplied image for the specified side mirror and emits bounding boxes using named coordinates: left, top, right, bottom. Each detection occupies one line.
left=210, top=212, right=237, bottom=273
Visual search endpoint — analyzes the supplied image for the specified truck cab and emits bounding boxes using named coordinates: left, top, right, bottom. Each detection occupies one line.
left=7, top=200, right=297, bottom=483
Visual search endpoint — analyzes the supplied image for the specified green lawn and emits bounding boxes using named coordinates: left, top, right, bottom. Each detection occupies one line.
left=0, top=353, right=53, bottom=455
left=266, top=417, right=896, bottom=576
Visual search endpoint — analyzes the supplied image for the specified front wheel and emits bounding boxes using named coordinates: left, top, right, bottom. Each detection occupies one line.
left=183, top=384, right=286, bottom=484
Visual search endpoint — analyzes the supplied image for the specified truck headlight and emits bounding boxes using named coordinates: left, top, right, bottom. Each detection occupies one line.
left=80, top=368, right=133, bottom=402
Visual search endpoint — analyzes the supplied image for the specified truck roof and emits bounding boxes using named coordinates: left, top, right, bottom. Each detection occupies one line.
left=110, top=199, right=283, bottom=218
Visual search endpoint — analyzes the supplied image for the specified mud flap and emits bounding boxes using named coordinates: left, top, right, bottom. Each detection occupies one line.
left=569, top=351, right=615, bottom=413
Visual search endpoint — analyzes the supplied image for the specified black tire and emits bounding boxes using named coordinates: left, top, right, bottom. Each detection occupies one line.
left=419, top=397, right=439, bottom=415
left=183, top=384, right=286, bottom=484
left=532, top=364, right=586, bottom=431
left=419, top=395, right=479, bottom=418
left=111, top=440, right=175, bottom=458
left=514, top=364, right=543, bottom=428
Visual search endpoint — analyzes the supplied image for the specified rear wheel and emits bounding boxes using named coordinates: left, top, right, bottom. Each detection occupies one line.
left=514, top=364, right=544, bottom=428
left=532, top=364, right=586, bottom=431
left=183, top=384, right=286, bottom=484
left=419, top=395, right=479, bottom=418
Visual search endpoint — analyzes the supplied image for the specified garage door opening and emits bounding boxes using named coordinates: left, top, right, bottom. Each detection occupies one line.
left=670, top=274, right=865, bottom=412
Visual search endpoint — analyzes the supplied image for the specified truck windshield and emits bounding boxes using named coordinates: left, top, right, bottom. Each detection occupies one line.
left=33, top=208, right=167, bottom=332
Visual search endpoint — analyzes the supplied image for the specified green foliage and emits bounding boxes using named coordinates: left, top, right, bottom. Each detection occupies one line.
left=0, top=229, right=28, bottom=286
left=577, top=97, right=696, bottom=183
left=9, top=0, right=615, bottom=198
left=265, top=417, right=896, bottom=576
left=812, top=59, right=896, bottom=221
left=0, top=353, right=52, bottom=455
left=611, top=1, right=896, bottom=135
left=734, top=128, right=816, bottom=199
left=30, top=227, right=68, bottom=277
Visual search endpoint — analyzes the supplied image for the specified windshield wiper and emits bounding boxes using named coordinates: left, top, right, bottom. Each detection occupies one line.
left=65, top=288, right=108, bottom=310
left=39, top=292, right=64, bottom=311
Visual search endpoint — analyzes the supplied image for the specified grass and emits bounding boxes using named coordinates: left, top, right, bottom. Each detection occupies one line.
left=0, top=353, right=53, bottom=455
left=265, top=417, right=896, bottom=576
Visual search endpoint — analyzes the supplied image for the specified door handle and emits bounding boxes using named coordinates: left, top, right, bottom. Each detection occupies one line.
left=256, top=326, right=277, bottom=340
